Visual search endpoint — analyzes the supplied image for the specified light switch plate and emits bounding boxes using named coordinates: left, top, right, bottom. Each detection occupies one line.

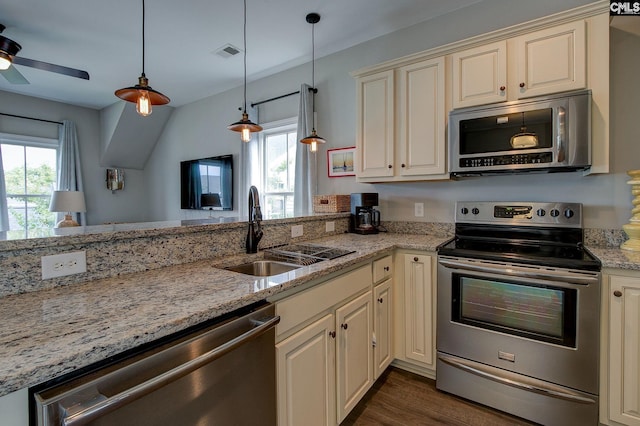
left=291, top=225, right=304, bottom=238
left=414, top=202, right=424, bottom=217
left=42, top=251, right=87, bottom=279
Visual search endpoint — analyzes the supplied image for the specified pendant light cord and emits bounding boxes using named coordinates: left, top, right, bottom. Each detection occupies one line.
left=311, top=19, right=316, bottom=130
left=243, top=0, right=248, bottom=113
left=141, top=0, right=146, bottom=77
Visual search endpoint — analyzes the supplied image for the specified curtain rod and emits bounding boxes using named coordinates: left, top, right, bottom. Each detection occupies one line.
left=0, top=112, right=63, bottom=126
left=251, top=87, right=317, bottom=108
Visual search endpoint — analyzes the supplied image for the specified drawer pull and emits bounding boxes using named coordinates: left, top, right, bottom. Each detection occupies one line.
left=614, top=290, right=623, bottom=298
left=341, top=323, right=348, bottom=330
left=383, top=266, right=390, bottom=272
left=413, top=257, right=419, bottom=262
left=377, top=298, right=384, bottom=304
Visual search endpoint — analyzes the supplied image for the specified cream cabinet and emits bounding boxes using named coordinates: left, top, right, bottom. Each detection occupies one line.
left=451, top=40, right=507, bottom=108
left=355, top=70, right=394, bottom=179
left=276, top=314, right=336, bottom=426
left=392, top=251, right=437, bottom=377
left=0, top=388, right=28, bottom=426
left=336, top=291, right=373, bottom=423
left=372, top=256, right=393, bottom=379
left=355, top=57, right=447, bottom=183
left=274, top=265, right=374, bottom=426
left=452, top=20, right=586, bottom=108
left=603, top=272, right=640, bottom=426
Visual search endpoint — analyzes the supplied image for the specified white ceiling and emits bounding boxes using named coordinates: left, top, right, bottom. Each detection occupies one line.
left=0, top=0, right=482, bottom=110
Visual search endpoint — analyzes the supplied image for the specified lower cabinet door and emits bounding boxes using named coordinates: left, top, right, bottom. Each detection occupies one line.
left=276, top=314, right=336, bottom=426
left=336, top=291, right=373, bottom=423
left=404, top=254, right=435, bottom=367
left=374, top=278, right=393, bottom=378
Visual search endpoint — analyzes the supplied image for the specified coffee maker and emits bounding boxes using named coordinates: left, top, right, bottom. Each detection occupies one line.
left=349, top=193, right=381, bottom=234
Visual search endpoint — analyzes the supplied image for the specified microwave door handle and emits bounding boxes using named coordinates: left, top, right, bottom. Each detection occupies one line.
left=557, top=106, right=566, bottom=163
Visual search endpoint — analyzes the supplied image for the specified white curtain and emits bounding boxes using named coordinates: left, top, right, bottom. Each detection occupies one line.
left=0, top=144, right=9, bottom=239
left=294, top=83, right=317, bottom=216
left=57, top=120, right=86, bottom=225
left=241, top=106, right=260, bottom=218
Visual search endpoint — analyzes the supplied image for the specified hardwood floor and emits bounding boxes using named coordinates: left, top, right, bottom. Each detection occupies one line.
left=341, top=367, right=537, bottom=426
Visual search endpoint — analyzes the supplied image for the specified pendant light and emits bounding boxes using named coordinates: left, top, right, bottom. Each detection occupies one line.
left=115, top=0, right=170, bottom=117
left=300, top=12, right=326, bottom=153
left=228, top=0, right=263, bottom=142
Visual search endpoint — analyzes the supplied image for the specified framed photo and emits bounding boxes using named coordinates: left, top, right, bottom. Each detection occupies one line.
left=327, top=147, right=356, bottom=177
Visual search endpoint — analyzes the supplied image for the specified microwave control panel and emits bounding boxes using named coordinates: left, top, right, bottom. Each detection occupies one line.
left=459, top=152, right=553, bottom=168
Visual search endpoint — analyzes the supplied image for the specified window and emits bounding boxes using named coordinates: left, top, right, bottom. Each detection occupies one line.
left=259, top=120, right=297, bottom=219
left=1, top=133, right=58, bottom=239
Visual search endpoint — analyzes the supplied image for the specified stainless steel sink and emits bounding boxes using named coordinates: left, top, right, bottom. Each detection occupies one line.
left=225, top=260, right=301, bottom=277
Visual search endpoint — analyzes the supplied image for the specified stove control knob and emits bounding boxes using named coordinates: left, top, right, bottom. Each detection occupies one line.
left=564, top=209, right=575, bottom=219
left=536, top=209, right=546, bottom=217
left=550, top=209, right=560, bottom=217
left=471, top=207, right=480, bottom=215
left=460, top=207, right=469, bottom=215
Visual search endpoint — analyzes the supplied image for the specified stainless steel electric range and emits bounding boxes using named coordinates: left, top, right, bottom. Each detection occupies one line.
left=436, top=201, right=601, bottom=426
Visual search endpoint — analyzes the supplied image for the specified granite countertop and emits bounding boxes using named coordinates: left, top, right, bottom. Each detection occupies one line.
left=587, top=246, right=640, bottom=271
left=0, top=233, right=449, bottom=397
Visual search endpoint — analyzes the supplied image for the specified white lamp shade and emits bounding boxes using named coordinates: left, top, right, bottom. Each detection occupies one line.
left=49, top=190, right=87, bottom=213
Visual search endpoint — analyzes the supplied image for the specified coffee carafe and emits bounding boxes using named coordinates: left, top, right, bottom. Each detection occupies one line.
left=350, top=193, right=381, bottom=234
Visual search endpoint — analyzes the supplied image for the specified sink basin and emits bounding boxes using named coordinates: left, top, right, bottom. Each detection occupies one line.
left=225, top=260, right=301, bottom=277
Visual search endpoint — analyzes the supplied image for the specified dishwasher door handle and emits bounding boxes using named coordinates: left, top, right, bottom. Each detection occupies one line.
left=62, top=314, right=280, bottom=426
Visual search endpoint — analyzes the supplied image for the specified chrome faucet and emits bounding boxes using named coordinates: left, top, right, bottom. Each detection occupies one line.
left=246, top=185, right=263, bottom=253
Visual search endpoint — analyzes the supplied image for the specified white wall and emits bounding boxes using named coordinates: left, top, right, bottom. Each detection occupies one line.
left=147, top=0, right=639, bottom=229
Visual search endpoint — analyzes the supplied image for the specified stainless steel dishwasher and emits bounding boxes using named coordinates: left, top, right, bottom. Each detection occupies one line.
left=32, top=302, right=279, bottom=426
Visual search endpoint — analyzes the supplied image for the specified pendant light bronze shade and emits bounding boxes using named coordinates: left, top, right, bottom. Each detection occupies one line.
left=115, top=0, right=169, bottom=117
left=300, top=13, right=325, bottom=152
left=228, top=0, right=263, bottom=142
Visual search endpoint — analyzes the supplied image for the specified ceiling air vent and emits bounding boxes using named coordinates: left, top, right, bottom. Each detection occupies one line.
left=214, top=44, right=242, bottom=58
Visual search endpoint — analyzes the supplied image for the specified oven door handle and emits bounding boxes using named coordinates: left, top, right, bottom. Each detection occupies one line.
left=438, top=257, right=599, bottom=285
left=60, top=314, right=281, bottom=426
left=438, top=353, right=596, bottom=404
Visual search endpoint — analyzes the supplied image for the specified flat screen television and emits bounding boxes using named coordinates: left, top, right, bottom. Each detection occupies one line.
left=180, top=155, right=233, bottom=210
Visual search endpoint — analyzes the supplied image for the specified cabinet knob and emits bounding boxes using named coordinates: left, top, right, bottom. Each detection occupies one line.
left=413, top=256, right=419, bottom=262
left=614, top=290, right=623, bottom=298
left=401, top=163, right=406, bottom=168
left=329, top=331, right=336, bottom=338
left=388, top=164, right=392, bottom=169
left=377, top=297, right=384, bottom=303
left=499, top=86, right=506, bottom=91
left=519, top=82, right=525, bottom=88
left=384, top=266, right=390, bottom=271
left=341, top=323, right=348, bottom=330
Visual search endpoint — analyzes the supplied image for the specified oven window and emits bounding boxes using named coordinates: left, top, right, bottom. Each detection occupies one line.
left=459, top=109, right=553, bottom=155
left=451, top=274, right=576, bottom=347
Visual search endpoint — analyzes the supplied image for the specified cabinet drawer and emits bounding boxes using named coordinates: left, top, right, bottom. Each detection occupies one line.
left=276, top=266, right=372, bottom=338
left=373, top=256, right=392, bottom=283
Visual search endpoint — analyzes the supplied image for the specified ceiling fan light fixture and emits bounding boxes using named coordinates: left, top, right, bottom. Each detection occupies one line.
left=0, top=51, right=11, bottom=70
left=114, top=0, right=169, bottom=117
left=228, top=0, right=262, bottom=142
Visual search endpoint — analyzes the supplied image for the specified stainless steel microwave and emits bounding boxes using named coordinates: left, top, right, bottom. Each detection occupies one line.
left=448, top=90, right=591, bottom=177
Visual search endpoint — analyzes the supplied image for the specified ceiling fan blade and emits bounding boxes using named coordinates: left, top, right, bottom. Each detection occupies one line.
left=0, top=65, right=29, bottom=84
left=12, top=56, right=90, bottom=80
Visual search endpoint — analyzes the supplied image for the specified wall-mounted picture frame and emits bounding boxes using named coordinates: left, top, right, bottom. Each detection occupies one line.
left=327, top=147, right=356, bottom=177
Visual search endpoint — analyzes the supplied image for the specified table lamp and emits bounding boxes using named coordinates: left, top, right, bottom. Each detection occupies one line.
left=49, top=190, right=86, bottom=227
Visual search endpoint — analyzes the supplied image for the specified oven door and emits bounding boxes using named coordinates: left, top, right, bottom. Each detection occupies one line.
left=437, top=256, right=600, bottom=394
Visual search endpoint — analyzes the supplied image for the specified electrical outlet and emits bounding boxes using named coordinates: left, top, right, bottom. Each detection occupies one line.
left=414, top=202, right=424, bottom=217
left=42, top=251, right=87, bottom=279
left=291, top=225, right=304, bottom=238
left=325, top=221, right=335, bottom=232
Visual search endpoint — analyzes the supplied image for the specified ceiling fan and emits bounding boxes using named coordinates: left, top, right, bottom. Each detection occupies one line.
left=0, top=23, right=90, bottom=84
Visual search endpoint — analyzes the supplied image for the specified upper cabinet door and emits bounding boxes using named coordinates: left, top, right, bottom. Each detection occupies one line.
left=356, top=70, right=395, bottom=178
left=514, top=21, right=586, bottom=99
left=451, top=40, right=507, bottom=109
left=397, top=57, right=446, bottom=176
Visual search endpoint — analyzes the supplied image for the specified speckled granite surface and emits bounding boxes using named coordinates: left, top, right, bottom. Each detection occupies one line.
left=0, top=233, right=449, bottom=397
left=587, top=247, right=640, bottom=270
